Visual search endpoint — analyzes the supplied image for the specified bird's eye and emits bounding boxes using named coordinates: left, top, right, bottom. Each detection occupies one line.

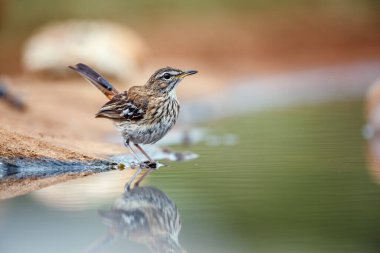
left=163, top=73, right=171, bottom=79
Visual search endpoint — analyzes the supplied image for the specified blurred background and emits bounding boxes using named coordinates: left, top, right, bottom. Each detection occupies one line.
left=2, top=1, right=380, bottom=253
left=1, top=0, right=380, bottom=75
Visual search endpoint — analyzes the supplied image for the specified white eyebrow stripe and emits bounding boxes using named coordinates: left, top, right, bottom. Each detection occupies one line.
left=157, top=70, right=181, bottom=78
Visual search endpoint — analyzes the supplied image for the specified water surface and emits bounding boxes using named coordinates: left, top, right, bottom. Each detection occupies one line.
left=1, top=99, right=380, bottom=253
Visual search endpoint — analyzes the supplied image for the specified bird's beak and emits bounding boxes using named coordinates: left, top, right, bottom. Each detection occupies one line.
left=178, top=70, right=198, bottom=78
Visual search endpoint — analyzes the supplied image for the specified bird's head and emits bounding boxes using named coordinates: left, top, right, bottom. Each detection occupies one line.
left=146, top=67, right=198, bottom=94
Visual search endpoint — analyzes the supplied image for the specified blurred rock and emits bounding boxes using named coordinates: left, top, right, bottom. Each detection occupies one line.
left=22, top=20, right=148, bottom=81
left=365, top=78, right=380, bottom=138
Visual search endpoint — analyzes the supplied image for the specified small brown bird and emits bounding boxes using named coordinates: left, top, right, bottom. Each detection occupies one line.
left=69, top=63, right=197, bottom=188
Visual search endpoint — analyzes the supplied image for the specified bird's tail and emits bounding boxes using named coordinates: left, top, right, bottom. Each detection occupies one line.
left=69, top=63, right=119, bottom=100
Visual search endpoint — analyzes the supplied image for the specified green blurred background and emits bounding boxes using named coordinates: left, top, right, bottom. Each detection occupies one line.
left=2, top=0, right=380, bottom=29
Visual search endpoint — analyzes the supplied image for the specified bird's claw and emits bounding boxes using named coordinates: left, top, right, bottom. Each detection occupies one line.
left=138, top=162, right=147, bottom=169
left=140, top=161, right=157, bottom=169
left=130, top=161, right=156, bottom=169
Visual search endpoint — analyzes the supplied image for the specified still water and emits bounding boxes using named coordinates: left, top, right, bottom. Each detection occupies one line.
left=1, top=99, right=380, bottom=253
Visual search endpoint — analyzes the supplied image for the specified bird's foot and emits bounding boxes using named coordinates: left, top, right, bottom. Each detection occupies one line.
left=140, top=160, right=157, bottom=169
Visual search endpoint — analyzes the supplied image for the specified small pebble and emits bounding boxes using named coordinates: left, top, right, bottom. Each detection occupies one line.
left=117, top=163, right=126, bottom=171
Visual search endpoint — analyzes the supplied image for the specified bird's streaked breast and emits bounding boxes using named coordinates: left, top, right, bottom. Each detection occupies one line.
left=117, top=96, right=180, bottom=144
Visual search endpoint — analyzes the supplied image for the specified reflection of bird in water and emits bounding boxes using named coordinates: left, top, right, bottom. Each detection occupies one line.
left=86, top=186, right=185, bottom=253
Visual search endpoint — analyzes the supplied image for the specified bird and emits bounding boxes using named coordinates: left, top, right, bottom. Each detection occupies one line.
left=69, top=63, right=197, bottom=188
left=97, top=186, right=185, bottom=253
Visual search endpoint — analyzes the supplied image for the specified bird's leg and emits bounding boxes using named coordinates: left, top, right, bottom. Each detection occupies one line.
left=133, top=143, right=157, bottom=187
left=134, top=169, right=153, bottom=187
left=134, top=143, right=157, bottom=168
left=124, top=167, right=142, bottom=191
left=124, top=140, right=146, bottom=168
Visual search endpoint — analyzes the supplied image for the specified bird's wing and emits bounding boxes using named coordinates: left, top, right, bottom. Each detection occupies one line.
left=99, top=209, right=149, bottom=232
left=69, top=63, right=119, bottom=100
left=95, top=90, right=148, bottom=120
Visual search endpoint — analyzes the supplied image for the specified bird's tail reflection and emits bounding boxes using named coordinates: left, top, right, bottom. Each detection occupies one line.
left=85, top=186, right=185, bottom=253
